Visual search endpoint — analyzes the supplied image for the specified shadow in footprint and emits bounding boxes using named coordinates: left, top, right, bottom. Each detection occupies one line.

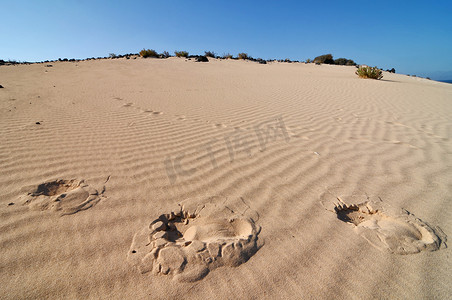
left=321, top=191, right=447, bottom=255
left=128, top=196, right=262, bottom=282
left=20, top=178, right=108, bottom=216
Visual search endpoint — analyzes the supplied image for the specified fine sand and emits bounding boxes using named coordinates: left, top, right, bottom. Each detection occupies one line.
left=1, top=58, right=451, bottom=299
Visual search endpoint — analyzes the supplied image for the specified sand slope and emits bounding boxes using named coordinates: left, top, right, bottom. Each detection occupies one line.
left=1, top=58, right=451, bottom=299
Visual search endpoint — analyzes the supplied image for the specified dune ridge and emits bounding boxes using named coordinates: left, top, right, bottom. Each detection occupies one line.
left=1, top=58, right=451, bottom=299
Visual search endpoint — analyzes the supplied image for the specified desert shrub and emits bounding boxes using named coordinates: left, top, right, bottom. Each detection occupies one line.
left=174, top=51, right=189, bottom=58
left=238, top=53, right=249, bottom=60
left=196, top=56, right=209, bottom=62
left=204, top=51, right=216, bottom=58
left=109, top=53, right=117, bottom=58
left=305, top=58, right=312, bottom=63
left=334, top=58, right=356, bottom=66
left=314, top=54, right=334, bottom=64
left=222, top=53, right=233, bottom=59
left=140, top=49, right=159, bottom=58
left=355, top=66, right=383, bottom=80
left=161, top=51, right=170, bottom=58
left=334, top=58, right=347, bottom=65
left=386, top=68, right=395, bottom=73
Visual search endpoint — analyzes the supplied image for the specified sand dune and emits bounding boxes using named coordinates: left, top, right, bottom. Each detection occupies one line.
left=1, top=58, right=451, bottom=299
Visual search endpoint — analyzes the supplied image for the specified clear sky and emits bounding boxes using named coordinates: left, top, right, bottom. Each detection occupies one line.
left=1, top=0, right=452, bottom=79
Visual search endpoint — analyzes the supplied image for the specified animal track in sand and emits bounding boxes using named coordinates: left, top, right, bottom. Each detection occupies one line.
left=320, top=190, right=447, bottom=255
left=20, top=178, right=108, bottom=216
left=128, top=196, right=261, bottom=282
left=115, top=98, right=163, bottom=116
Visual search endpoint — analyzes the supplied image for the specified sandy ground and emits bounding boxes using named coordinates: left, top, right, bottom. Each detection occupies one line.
left=0, top=58, right=451, bottom=299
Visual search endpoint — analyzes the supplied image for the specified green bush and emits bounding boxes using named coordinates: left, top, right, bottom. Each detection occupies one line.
left=204, top=51, right=216, bottom=58
left=174, top=51, right=189, bottom=58
left=314, top=54, right=334, bottom=64
left=238, top=53, right=249, bottom=60
left=161, top=51, right=170, bottom=58
left=305, top=58, right=312, bottom=63
left=140, top=49, right=159, bottom=58
left=222, top=53, right=233, bottom=59
left=334, top=58, right=356, bottom=66
left=355, top=66, right=383, bottom=80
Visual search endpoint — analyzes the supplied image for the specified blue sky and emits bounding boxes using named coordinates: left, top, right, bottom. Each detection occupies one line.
left=1, top=0, right=452, bottom=79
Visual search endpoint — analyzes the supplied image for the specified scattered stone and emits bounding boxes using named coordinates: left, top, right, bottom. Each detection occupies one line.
left=8, top=202, right=14, bottom=206
left=45, top=65, right=53, bottom=67
left=0, top=85, right=3, bottom=88
left=36, top=122, right=41, bottom=125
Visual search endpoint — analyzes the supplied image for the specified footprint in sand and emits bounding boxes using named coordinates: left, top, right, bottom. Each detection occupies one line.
left=320, top=190, right=446, bottom=254
left=128, top=196, right=261, bottom=282
left=20, top=178, right=108, bottom=216
left=213, top=123, right=227, bottom=128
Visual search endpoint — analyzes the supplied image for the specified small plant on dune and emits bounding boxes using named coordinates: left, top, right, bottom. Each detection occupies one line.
left=222, top=53, right=233, bottom=59
left=238, top=53, right=249, bottom=60
left=140, top=49, right=159, bottom=58
left=313, top=54, right=334, bottom=64
left=161, top=51, right=170, bottom=58
left=355, top=66, right=383, bottom=80
left=305, top=58, right=312, bottom=63
left=204, top=51, right=216, bottom=58
left=174, top=51, right=189, bottom=58
left=334, top=58, right=356, bottom=66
